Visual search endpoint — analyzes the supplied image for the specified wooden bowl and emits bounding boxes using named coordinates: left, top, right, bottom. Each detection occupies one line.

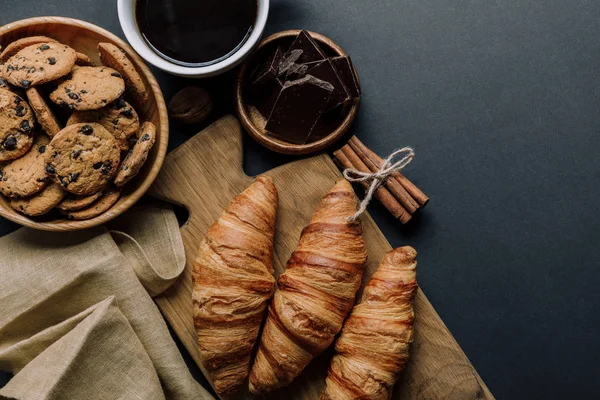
left=235, top=30, right=360, bottom=155
left=0, top=17, right=168, bottom=231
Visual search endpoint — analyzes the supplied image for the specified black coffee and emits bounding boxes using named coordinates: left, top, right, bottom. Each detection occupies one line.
left=135, top=0, right=257, bottom=67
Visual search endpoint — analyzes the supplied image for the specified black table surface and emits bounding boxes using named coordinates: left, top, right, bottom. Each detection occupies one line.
left=2, top=1, right=600, bottom=399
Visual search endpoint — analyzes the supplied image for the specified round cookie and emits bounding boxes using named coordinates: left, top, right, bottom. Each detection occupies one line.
left=10, top=183, right=65, bottom=216
left=0, top=135, right=50, bottom=198
left=56, top=191, right=103, bottom=211
left=3, top=42, right=77, bottom=89
left=98, top=42, right=148, bottom=107
left=67, top=98, right=140, bottom=150
left=26, top=87, right=62, bottom=136
left=0, top=36, right=58, bottom=63
left=75, top=52, right=95, bottom=67
left=114, top=121, right=156, bottom=187
left=0, top=89, right=36, bottom=161
left=0, top=130, right=34, bottom=162
left=45, top=123, right=121, bottom=195
left=62, top=188, right=120, bottom=220
left=49, top=66, right=125, bottom=110
left=0, top=88, right=35, bottom=140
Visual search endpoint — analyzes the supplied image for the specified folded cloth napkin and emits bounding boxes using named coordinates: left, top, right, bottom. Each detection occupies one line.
left=0, top=204, right=214, bottom=400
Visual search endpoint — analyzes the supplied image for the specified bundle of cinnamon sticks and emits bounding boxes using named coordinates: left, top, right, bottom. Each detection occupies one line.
left=333, top=136, right=428, bottom=224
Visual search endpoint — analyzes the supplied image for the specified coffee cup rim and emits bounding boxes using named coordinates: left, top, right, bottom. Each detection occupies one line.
left=117, top=0, right=269, bottom=78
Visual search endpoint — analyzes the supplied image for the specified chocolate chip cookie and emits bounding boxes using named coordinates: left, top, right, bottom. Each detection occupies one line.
left=0, top=134, right=50, bottom=198
left=45, top=123, right=121, bottom=195
left=0, top=88, right=35, bottom=161
left=3, top=42, right=77, bottom=88
left=62, top=188, right=120, bottom=220
left=67, top=98, right=140, bottom=150
left=0, top=88, right=35, bottom=138
left=0, top=36, right=58, bottom=63
left=10, top=183, right=65, bottom=216
left=50, top=66, right=125, bottom=110
left=0, top=130, right=34, bottom=162
left=26, top=87, right=62, bottom=136
left=56, top=191, right=103, bottom=211
left=98, top=43, right=148, bottom=107
left=114, top=121, right=156, bottom=187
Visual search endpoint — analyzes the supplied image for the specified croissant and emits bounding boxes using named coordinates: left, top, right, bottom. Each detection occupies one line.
left=249, top=179, right=367, bottom=394
left=320, top=246, right=418, bottom=400
left=192, top=175, right=278, bottom=398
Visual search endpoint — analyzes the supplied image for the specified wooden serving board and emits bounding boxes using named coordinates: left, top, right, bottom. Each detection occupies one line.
left=150, top=115, right=494, bottom=400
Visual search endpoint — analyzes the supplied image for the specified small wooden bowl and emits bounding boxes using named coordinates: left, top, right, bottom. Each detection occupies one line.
left=235, top=30, right=360, bottom=155
left=0, top=17, right=168, bottom=232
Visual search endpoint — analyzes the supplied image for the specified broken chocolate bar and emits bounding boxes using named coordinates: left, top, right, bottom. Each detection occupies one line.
left=284, top=63, right=309, bottom=80
left=304, top=59, right=350, bottom=110
left=245, top=30, right=362, bottom=145
left=278, top=49, right=303, bottom=76
left=308, top=106, right=345, bottom=142
left=254, top=78, right=284, bottom=118
left=248, top=46, right=285, bottom=118
left=250, top=46, right=283, bottom=87
left=331, top=55, right=361, bottom=98
left=265, top=75, right=333, bottom=144
left=283, top=30, right=327, bottom=64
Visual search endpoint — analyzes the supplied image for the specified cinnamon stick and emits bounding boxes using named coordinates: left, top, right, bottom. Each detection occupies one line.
left=348, top=139, right=419, bottom=213
left=349, top=136, right=429, bottom=207
left=334, top=146, right=412, bottom=224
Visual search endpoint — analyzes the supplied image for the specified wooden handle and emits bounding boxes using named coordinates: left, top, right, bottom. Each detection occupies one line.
left=149, top=115, right=250, bottom=217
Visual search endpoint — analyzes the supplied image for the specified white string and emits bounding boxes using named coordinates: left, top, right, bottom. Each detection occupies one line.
left=343, top=147, right=415, bottom=220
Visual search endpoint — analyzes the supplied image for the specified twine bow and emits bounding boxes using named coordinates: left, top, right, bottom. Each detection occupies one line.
left=343, top=147, right=415, bottom=220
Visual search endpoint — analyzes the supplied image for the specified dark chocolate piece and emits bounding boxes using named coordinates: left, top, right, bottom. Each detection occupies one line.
left=247, top=46, right=286, bottom=118
left=308, top=105, right=345, bottom=143
left=277, top=49, right=303, bottom=76
left=251, top=46, right=283, bottom=87
left=279, top=48, right=312, bottom=79
left=283, top=30, right=327, bottom=65
left=331, top=55, right=361, bottom=98
left=254, top=78, right=284, bottom=118
left=284, top=63, right=309, bottom=80
left=265, top=75, right=333, bottom=144
left=304, top=59, right=350, bottom=110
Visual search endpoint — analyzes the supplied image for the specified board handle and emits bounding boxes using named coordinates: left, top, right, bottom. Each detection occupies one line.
left=149, top=115, right=253, bottom=224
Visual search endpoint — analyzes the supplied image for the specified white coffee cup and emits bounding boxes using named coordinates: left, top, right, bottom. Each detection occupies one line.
left=117, top=0, right=269, bottom=78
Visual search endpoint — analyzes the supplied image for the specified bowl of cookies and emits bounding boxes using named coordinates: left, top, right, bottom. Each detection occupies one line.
left=0, top=17, right=168, bottom=231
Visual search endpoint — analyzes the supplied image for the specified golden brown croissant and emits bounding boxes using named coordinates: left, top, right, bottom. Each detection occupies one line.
left=321, top=246, right=418, bottom=400
left=193, top=175, right=278, bottom=398
left=249, top=179, right=367, bottom=395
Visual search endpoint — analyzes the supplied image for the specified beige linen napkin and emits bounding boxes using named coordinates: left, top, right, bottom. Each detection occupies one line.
left=0, top=204, right=214, bottom=400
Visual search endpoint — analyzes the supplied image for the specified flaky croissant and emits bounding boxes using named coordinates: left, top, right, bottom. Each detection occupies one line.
left=192, top=175, right=278, bottom=398
left=249, top=179, right=367, bottom=395
left=321, top=246, right=418, bottom=400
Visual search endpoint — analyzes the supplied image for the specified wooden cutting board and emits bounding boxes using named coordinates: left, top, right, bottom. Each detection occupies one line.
left=149, top=115, right=494, bottom=400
